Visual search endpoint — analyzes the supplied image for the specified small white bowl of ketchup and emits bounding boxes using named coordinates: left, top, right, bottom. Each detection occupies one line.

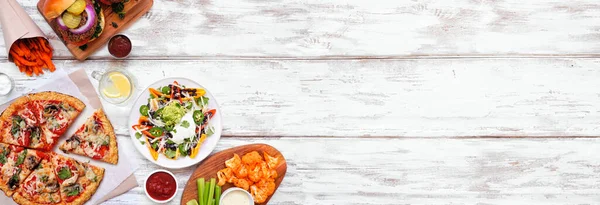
left=144, top=170, right=178, bottom=203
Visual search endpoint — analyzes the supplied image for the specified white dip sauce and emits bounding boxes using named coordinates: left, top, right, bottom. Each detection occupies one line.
left=221, top=190, right=251, bottom=205
left=0, top=74, right=12, bottom=95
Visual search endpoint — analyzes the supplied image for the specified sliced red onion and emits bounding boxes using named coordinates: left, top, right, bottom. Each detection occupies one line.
left=69, top=4, right=96, bottom=34
left=56, top=17, right=68, bottom=30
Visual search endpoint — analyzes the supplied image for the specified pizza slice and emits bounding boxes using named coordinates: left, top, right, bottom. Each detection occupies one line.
left=28, top=92, right=85, bottom=150
left=13, top=153, right=63, bottom=205
left=0, top=143, right=13, bottom=170
left=51, top=154, right=104, bottom=205
left=60, top=109, right=118, bottom=164
left=0, top=148, right=44, bottom=196
left=0, top=96, right=43, bottom=148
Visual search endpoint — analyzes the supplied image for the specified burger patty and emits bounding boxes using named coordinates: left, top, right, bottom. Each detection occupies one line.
left=55, top=0, right=98, bottom=44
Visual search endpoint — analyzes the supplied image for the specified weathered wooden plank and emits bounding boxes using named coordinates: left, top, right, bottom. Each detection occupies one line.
left=103, top=137, right=600, bottom=204
left=2, top=58, right=600, bottom=137
left=1, top=0, right=600, bottom=59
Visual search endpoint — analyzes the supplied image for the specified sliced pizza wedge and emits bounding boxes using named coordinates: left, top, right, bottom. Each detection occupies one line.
left=28, top=92, right=85, bottom=150
left=0, top=148, right=45, bottom=196
left=13, top=153, right=63, bottom=205
left=60, top=109, right=118, bottom=164
left=51, top=154, right=104, bottom=205
left=0, top=96, right=44, bottom=148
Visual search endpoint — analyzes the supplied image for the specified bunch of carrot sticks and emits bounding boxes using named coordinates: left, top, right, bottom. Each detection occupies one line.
left=9, top=37, right=56, bottom=76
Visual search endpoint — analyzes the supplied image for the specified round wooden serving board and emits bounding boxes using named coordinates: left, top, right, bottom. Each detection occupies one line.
left=181, top=143, right=287, bottom=205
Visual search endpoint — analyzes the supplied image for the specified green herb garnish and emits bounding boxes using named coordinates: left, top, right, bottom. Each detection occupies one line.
left=151, top=141, right=159, bottom=150
left=111, top=2, right=126, bottom=19
left=181, top=120, right=190, bottom=128
left=196, top=96, right=209, bottom=108
left=0, top=150, right=8, bottom=164
left=164, top=149, right=176, bottom=158
left=40, top=175, right=49, bottom=182
left=205, top=126, right=215, bottom=136
left=15, top=149, right=27, bottom=166
left=178, top=143, right=188, bottom=157
left=66, top=186, right=80, bottom=196
left=92, top=1, right=103, bottom=38
left=57, top=167, right=72, bottom=180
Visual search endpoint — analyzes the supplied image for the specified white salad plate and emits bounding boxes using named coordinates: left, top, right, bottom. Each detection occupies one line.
left=128, top=78, right=222, bottom=169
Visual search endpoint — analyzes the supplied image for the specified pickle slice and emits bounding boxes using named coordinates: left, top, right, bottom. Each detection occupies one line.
left=66, top=0, right=86, bottom=15
left=62, top=12, right=82, bottom=29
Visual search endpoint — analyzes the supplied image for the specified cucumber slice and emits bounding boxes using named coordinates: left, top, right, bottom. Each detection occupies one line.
left=67, top=0, right=86, bottom=15
left=186, top=199, right=199, bottom=205
left=62, top=12, right=81, bottom=29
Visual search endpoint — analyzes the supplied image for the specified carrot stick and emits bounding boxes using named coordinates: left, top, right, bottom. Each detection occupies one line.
left=10, top=44, right=25, bottom=57
left=37, top=67, right=44, bottom=76
left=33, top=51, right=44, bottom=66
left=26, top=39, right=38, bottom=50
left=17, top=43, right=32, bottom=59
left=40, top=53, right=55, bottom=71
left=38, top=38, right=52, bottom=53
left=17, top=41, right=28, bottom=53
left=11, top=52, right=36, bottom=66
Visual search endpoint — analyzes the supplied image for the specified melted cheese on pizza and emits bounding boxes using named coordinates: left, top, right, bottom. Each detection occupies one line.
left=42, top=127, right=57, bottom=146
left=66, top=117, right=110, bottom=159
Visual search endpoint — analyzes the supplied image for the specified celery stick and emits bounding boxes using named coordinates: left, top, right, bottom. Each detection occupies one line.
left=208, top=178, right=216, bottom=204
left=208, top=199, right=214, bottom=205
left=204, top=181, right=210, bottom=205
left=215, top=186, right=221, bottom=205
left=197, top=178, right=205, bottom=205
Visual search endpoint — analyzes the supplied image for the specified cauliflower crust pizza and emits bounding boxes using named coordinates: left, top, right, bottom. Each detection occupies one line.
left=0, top=92, right=85, bottom=150
left=12, top=156, right=62, bottom=205
left=0, top=91, right=113, bottom=205
left=60, top=109, right=119, bottom=164
left=52, top=153, right=104, bottom=205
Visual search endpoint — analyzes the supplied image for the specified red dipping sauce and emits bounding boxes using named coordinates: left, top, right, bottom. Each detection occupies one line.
left=108, top=34, right=132, bottom=58
left=145, top=171, right=177, bottom=201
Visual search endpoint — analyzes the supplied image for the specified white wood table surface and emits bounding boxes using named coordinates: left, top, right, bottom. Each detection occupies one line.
left=2, top=0, right=600, bottom=204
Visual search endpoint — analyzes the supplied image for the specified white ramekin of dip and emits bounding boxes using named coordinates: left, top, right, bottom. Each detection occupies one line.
left=219, top=187, right=254, bottom=205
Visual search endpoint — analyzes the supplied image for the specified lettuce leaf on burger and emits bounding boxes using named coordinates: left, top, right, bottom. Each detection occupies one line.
left=43, top=0, right=105, bottom=46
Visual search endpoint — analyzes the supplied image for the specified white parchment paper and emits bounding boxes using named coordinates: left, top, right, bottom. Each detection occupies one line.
left=0, top=68, right=139, bottom=205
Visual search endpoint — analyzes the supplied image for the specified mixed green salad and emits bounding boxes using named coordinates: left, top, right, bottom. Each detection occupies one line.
left=131, top=81, right=216, bottom=160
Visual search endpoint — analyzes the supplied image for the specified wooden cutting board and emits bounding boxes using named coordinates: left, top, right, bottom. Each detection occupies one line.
left=181, top=144, right=287, bottom=205
left=37, top=0, right=152, bottom=60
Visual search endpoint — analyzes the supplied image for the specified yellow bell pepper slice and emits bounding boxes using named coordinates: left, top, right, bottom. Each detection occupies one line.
left=146, top=138, right=159, bottom=161
left=190, top=134, right=207, bottom=158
